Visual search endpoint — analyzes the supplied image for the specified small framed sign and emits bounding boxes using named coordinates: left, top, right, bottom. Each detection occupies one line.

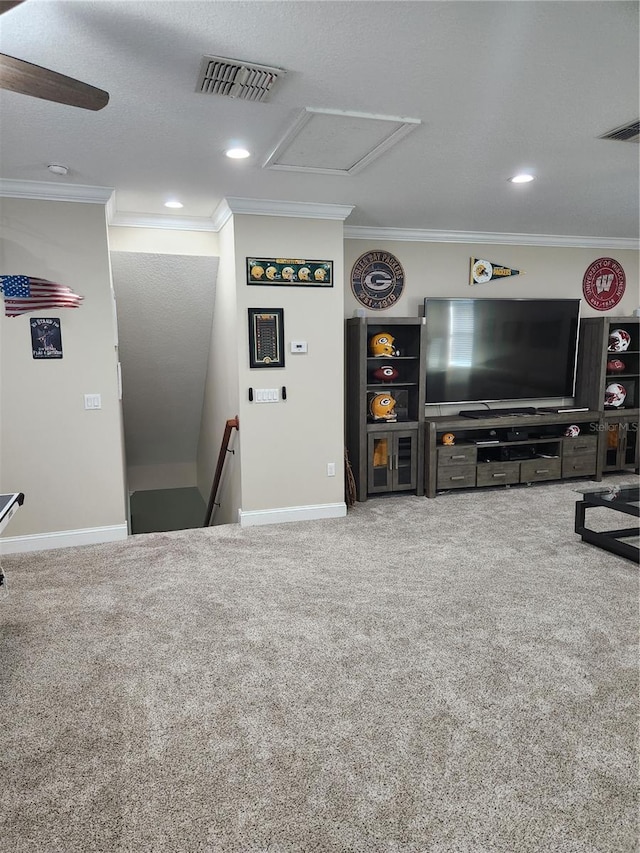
left=248, top=308, right=285, bottom=368
left=247, top=258, right=333, bottom=287
left=30, top=317, right=62, bottom=359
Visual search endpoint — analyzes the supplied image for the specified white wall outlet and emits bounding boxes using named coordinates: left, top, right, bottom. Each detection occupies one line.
left=84, top=393, right=102, bottom=410
left=291, top=341, right=308, bottom=353
left=327, top=462, right=336, bottom=476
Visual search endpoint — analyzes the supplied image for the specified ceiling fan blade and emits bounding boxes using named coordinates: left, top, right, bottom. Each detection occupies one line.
left=0, top=1, right=26, bottom=13
left=0, top=53, right=109, bottom=110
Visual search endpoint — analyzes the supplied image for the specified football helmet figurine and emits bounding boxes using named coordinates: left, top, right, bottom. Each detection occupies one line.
left=564, top=425, right=581, bottom=437
left=605, top=383, right=627, bottom=407
left=369, top=332, right=399, bottom=357
left=608, top=329, right=631, bottom=352
left=442, top=432, right=456, bottom=446
left=606, top=358, right=625, bottom=373
left=369, top=393, right=397, bottom=421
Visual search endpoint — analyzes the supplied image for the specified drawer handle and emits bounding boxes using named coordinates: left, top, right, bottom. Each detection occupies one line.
left=492, top=472, right=507, bottom=478
left=450, top=475, right=466, bottom=481
left=451, top=454, right=467, bottom=460
left=535, top=468, right=550, bottom=474
left=574, top=445, right=589, bottom=451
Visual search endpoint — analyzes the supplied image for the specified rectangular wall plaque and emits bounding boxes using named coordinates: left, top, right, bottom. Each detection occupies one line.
left=247, top=258, right=333, bottom=287
left=248, top=308, right=285, bottom=368
left=30, top=317, right=63, bottom=359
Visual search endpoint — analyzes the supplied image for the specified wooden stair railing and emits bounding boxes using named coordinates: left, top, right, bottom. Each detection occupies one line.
left=203, top=416, right=239, bottom=526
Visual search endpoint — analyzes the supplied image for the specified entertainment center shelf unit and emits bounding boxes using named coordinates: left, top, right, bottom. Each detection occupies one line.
left=346, top=317, right=426, bottom=501
left=346, top=313, right=639, bottom=501
left=423, top=411, right=601, bottom=498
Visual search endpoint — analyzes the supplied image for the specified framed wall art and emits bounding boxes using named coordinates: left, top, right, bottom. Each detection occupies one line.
left=247, top=258, right=333, bottom=287
left=30, top=317, right=63, bottom=359
left=248, top=308, right=285, bottom=368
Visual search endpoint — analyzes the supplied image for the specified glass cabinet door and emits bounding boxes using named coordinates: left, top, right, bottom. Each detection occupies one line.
left=368, top=434, right=392, bottom=492
left=394, top=432, right=417, bottom=489
left=367, top=430, right=418, bottom=493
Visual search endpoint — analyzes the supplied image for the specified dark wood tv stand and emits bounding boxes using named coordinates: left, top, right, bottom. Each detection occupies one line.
left=424, top=410, right=602, bottom=498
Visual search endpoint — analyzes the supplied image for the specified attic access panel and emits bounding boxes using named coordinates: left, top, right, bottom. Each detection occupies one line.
left=263, top=108, right=421, bottom=175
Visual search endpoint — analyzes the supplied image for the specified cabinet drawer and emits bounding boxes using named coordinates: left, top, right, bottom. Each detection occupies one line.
left=476, top=461, right=520, bottom=487
left=520, top=457, right=562, bottom=482
left=563, top=435, right=598, bottom=456
left=437, top=464, right=476, bottom=490
left=562, top=455, right=597, bottom=477
left=437, top=445, right=477, bottom=465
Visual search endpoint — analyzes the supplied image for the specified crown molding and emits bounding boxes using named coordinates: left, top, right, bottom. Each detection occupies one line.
left=2, top=181, right=634, bottom=248
left=223, top=197, right=355, bottom=221
left=108, top=212, right=218, bottom=232
left=0, top=179, right=114, bottom=205
left=343, top=225, right=639, bottom=250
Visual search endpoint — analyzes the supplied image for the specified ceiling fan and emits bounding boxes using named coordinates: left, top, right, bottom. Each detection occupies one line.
left=0, top=0, right=109, bottom=110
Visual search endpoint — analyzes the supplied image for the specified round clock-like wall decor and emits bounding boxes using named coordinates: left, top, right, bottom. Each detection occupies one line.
left=350, top=250, right=405, bottom=310
left=582, top=257, right=626, bottom=311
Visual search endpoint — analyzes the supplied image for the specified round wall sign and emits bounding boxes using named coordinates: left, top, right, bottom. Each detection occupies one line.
left=350, top=250, right=405, bottom=310
left=582, top=257, right=626, bottom=311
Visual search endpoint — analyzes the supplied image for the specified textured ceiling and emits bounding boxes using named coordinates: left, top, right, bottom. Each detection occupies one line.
left=0, top=0, right=638, bottom=240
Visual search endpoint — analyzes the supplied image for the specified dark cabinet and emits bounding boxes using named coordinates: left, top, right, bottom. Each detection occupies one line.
left=575, top=316, right=639, bottom=476
left=346, top=317, right=426, bottom=500
left=368, top=429, right=418, bottom=493
left=601, top=415, right=639, bottom=474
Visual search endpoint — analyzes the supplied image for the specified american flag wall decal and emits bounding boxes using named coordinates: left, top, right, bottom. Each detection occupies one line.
left=0, top=275, right=84, bottom=317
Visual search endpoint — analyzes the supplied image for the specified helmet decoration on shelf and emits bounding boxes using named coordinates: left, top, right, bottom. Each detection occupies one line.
left=607, top=329, right=631, bottom=352
left=369, top=393, right=397, bottom=421
left=606, top=358, right=626, bottom=373
left=372, top=364, right=399, bottom=382
left=369, top=332, right=399, bottom=357
left=604, top=383, right=627, bottom=407
left=441, top=432, right=456, bottom=446
left=564, top=424, right=581, bottom=438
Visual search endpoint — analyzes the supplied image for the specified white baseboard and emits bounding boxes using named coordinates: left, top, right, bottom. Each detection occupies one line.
left=238, top=502, right=347, bottom=528
left=0, top=523, right=129, bottom=554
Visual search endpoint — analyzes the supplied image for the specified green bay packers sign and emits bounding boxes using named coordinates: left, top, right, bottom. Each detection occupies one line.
left=470, top=258, right=524, bottom=285
left=350, top=251, right=405, bottom=310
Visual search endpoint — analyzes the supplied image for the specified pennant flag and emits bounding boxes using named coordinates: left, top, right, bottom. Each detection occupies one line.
left=470, top=258, right=524, bottom=285
left=0, top=275, right=83, bottom=317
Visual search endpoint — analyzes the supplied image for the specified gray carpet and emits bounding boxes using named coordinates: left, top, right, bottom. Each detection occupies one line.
left=0, top=476, right=638, bottom=852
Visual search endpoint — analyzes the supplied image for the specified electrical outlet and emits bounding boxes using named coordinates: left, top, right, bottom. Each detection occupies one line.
left=327, top=462, right=336, bottom=476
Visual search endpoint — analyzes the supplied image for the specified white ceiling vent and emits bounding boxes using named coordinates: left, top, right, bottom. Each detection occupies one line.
left=598, top=120, right=639, bottom=143
left=196, top=55, right=286, bottom=102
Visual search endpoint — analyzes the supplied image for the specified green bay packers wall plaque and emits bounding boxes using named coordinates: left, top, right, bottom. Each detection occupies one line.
left=350, top=251, right=405, bottom=310
left=247, top=258, right=333, bottom=286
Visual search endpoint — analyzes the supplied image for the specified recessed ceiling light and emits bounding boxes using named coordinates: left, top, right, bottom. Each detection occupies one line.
left=48, top=164, right=69, bottom=176
left=225, top=147, right=251, bottom=159
left=164, top=200, right=184, bottom=209
left=509, top=173, right=535, bottom=184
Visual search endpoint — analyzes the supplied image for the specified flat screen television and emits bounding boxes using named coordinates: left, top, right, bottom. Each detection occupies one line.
left=423, top=297, right=581, bottom=404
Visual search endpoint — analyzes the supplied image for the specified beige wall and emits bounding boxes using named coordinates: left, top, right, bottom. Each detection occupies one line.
left=196, top=217, right=241, bottom=524
left=109, top=226, right=219, bottom=256
left=344, top=240, right=640, bottom=318
left=0, top=198, right=126, bottom=546
left=233, top=215, right=346, bottom=517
